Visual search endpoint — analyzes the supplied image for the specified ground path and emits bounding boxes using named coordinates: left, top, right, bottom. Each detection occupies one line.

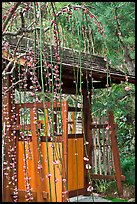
left=69, top=195, right=112, bottom=202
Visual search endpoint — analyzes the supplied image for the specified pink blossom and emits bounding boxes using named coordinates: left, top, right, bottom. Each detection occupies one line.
left=89, top=14, right=94, bottom=18
left=125, top=86, right=130, bottom=91
left=87, top=186, right=93, bottom=192
left=106, top=125, right=111, bottom=130
left=46, top=174, right=52, bottom=178
left=31, top=92, right=35, bottom=97
left=83, top=157, right=89, bottom=161
left=62, top=178, right=66, bottom=183
left=55, top=178, right=59, bottom=183
left=38, top=164, right=42, bottom=170
left=62, top=191, right=68, bottom=194
left=52, top=160, right=59, bottom=165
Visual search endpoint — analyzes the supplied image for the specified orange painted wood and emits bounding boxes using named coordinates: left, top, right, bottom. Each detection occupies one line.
left=68, top=138, right=84, bottom=191
left=108, top=111, right=123, bottom=196
left=41, top=142, right=63, bottom=202
left=10, top=189, right=37, bottom=202
left=71, top=112, right=75, bottom=134
left=18, top=141, right=36, bottom=191
left=62, top=101, right=68, bottom=202
left=30, top=108, right=46, bottom=202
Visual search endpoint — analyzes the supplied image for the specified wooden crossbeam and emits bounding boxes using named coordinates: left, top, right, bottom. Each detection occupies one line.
left=91, top=123, right=118, bottom=129
left=11, top=123, right=41, bottom=130
left=15, top=102, right=61, bottom=109
left=90, top=174, right=125, bottom=181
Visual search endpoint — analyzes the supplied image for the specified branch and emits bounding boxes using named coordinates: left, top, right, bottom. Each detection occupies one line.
left=3, top=79, right=26, bottom=94
left=114, top=7, right=135, bottom=75
left=3, top=2, right=21, bottom=31
left=44, top=4, right=97, bottom=32
left=20, top=10, right=25, bottom=29
left=3, top=4, right=103, bottom=38
left=2, top=53, right=28, bottom=77
left=13, top=34, right=24, bottom=56
left=3, top=27, right=40, bottom=36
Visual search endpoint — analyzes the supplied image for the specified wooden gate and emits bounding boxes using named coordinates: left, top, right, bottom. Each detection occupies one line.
left=8, top=101, right=67, bottom=202
left=7, top=100, right=85, bottom=202
left=91, top=111, right=125, bottom=195
left=3, top=99, right=124, bottom=202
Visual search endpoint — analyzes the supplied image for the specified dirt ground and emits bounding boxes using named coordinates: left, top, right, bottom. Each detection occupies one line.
left=99, top=183, right=135, bottom=201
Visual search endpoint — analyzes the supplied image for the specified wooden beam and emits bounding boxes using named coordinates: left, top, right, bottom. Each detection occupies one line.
left=15, top=101, right=61, bottom=109
left=91, top=123, right=118, bottom=129
left=30, top=108, right=46, bottom=202
left=68, top=188, right=85, bottom=198
left=11, top=123, right=42, bottom=130
left=108, top=111, right=123, bottom=196
left=90, top=174, right=125, bottom=181
left=83, top=90, right=92, bottom=195
left=62, top=101, right=68, bottom=202
left=68, top=134, right=83, bottom=139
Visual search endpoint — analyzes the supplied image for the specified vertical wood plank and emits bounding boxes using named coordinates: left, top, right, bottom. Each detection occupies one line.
left=62, top=101, right=68, bottom=202
left=108, top=111, right=123, bottom=196
left=102, top=116, right=107, bottom=175
left=71, top=112, right=75, bottom=134
left=94, top=128, right=97, bottom=174
left=97, top=118, right=102, bottom=175
left=30, top=108, right=46, bottom=202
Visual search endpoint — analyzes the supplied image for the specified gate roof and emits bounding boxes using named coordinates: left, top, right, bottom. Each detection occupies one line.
left=2, top=36, right=135, bottom=94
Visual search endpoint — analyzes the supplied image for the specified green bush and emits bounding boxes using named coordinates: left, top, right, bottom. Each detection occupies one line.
left=121, top=156, right=135, bottom=185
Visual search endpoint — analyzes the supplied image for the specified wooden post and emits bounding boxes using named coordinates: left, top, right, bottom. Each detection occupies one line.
left=30, top=108, right=46, bottom=202
left=83, top=90, right=92, bottom=194
left=62, top=101, right=68, bottom=202
left=2, top=75, right=14, bottom=202
left=108, top=111, right=123, bottom=196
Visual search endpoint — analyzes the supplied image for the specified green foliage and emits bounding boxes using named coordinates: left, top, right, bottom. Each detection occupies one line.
left=93, top=179, right=110, bottom=193
left=106, top=197, right=128, bottom=202
left=92, top=83, right=135, bottom=187
left=121, top=156, right=135, bottom=185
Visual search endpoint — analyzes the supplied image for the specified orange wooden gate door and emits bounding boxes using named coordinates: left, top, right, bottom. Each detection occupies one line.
left=13, top=100, right=86, bottom=202
left=13, top=101, right=67, bottom=202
